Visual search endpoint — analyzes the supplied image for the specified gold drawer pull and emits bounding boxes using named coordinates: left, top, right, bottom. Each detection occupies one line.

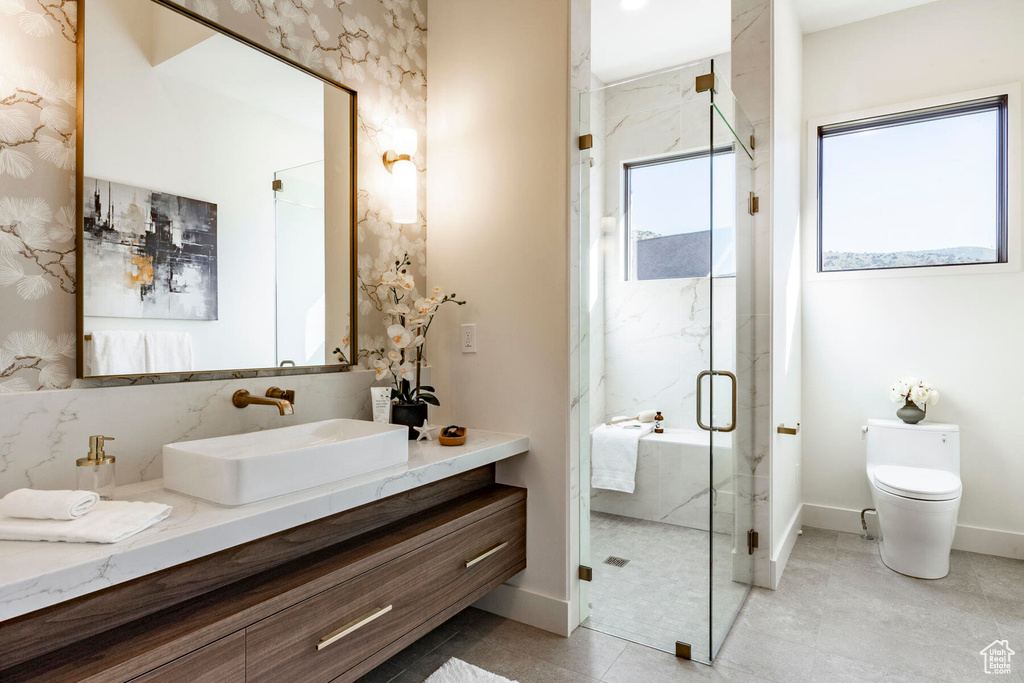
left=465, top=541, right=508, bottom=568
left=316, top=605, right=393, bottom=651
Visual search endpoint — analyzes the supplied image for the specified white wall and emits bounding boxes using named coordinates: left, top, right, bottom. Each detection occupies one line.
left=426, top=0, right=573, bottom=635
left=769, top=0, right=803, bottom=586
left=84, top=0, right=323, bottom=372
left=801, top=0, right=1024, bottom=554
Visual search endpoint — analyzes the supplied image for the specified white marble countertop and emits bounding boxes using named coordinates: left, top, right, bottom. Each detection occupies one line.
left=0, top=429, right=529, bottom=622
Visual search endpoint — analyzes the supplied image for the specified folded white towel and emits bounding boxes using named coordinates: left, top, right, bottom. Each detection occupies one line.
left=0, top=489, right=99, bottom=520
left=0, top=501, right=172, bottom=544
left=591, top=419, right=654, bottom=493
left=90, top=330, right=146, bottom=376
left=143, top=331, right=195, bottom=373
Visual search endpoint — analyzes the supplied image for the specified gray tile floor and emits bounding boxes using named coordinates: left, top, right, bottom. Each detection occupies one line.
left=361, top=527, right=1024, bottom=682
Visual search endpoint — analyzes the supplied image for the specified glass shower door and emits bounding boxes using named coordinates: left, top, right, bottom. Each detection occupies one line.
left=274, top=160, right=326, bottom=367
left=707, top=63, right=756, bottom=659
left=577, top=59, right=758, bottom=664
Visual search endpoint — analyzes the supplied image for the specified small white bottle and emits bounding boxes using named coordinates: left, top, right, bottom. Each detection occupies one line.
left=77, top=435, right=116, bottom=500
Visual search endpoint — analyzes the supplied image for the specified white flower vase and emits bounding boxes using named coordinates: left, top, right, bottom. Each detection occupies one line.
left=896, top=399, right=926, bottom=425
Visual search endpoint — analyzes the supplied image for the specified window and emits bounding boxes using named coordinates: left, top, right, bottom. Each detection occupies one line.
left=817, top=96, right=1008, bottom=273
left=625, top=148, right=735, bottom=280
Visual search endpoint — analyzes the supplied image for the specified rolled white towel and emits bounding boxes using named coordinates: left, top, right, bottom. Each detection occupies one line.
left=0, top=489, right=100, bottom=520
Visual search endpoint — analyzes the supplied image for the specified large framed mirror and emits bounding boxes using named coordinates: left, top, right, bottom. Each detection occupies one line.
left=75, top=0, right=356, bottom=382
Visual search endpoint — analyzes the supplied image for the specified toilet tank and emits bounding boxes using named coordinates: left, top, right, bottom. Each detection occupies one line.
left=865, top=419, right=960, bottom=475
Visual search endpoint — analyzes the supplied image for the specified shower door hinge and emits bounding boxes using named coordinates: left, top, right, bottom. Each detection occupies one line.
left=748, top=192, right=760, bottom=215
left=578, top=565, right=593, bottom=582
left=272, top=179, right=283, bottom=191
left=579, top=134, right=593, bottom=150
left=695, top=73, right=716, bottom=94
left=750, top=134, right=756, bottom=150
left=675, top=642, right=692, bottom=659
left=747, top=529, right=759, bottom=555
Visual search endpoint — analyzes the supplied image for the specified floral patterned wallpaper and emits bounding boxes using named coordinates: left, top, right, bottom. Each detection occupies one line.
left=0, top=0, right=427, bottom=391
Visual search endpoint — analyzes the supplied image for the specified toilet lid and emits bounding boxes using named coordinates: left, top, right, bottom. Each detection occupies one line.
left=873, top=465, right=961, bottom=501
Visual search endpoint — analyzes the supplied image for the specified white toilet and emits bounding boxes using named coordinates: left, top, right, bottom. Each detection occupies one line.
left=864, top=418, right=962, bottom=579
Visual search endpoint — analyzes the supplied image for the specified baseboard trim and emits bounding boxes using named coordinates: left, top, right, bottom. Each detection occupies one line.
left=473, top=582, right=572, bottom=637
left=802, top=503, right=1024, bottom=561
left=770, top=504, right=804, bottom=589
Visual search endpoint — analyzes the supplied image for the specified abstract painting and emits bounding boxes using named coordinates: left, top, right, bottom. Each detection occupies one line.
left=83, top=178, right=218, bottom=320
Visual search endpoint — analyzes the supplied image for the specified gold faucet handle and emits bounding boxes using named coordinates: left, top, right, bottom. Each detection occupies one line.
left=266, top=387, right=295, bottom=404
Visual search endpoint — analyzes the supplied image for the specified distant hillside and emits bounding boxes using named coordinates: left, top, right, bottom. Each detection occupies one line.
left=822, top=246, right=998, bottom=271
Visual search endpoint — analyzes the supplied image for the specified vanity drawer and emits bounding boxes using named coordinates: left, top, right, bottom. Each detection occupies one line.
left=245, top=500, right=526, bottom=683
left=130, top=631, right=244, bottom=683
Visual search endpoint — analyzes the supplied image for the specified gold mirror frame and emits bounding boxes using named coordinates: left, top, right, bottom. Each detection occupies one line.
left=75, top=0, right=359, bottom=386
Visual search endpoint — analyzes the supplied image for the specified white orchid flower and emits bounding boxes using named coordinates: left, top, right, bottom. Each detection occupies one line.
left=387, top=350, right=401, bottom=362
left=412, top=297, right=436, bottom=316
left=399, top=272, right=416, bottom=290
left=372, top=358, right=389, bottom=380
left=387, top=324, right=413, bottom=349
left=380, top=271, right=399, bottom=285
left=411, top=334, right=425, bottom=348
left=393, top=361, right=415, bottom=379
left=386, top=303, right=411, bottom=318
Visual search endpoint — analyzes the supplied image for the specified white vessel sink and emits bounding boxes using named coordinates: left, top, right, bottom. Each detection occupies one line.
left=163, top=419, right=409, bottom=506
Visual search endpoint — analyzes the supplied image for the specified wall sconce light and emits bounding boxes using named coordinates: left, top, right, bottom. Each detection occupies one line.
left=383, top=128, right=418, bottom=224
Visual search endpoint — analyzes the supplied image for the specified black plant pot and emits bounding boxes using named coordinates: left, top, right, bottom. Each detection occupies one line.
left=391, top=401, right=429, bottom=440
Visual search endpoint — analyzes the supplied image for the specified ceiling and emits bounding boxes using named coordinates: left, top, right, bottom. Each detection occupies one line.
left=591, top=0, right=941, bottom=84
left=157, top=34, right=326, bottom=133
left=590, top=0, right=731, bottom=84
left=793, top=0, right=940, bottom=34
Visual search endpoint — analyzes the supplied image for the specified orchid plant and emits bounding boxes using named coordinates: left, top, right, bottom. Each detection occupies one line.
left=362, top=253, right=465, bottom=406
left=890, top=377, right=940, bottom=409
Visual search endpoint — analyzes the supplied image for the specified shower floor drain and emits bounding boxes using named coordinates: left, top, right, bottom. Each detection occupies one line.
left=603, top=556, right=630, bottom=567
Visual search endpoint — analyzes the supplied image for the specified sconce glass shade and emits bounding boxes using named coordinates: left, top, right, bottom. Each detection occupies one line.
left=392, top=158, right=417, bottom=224
left=393, top=128, right=418, bottom=156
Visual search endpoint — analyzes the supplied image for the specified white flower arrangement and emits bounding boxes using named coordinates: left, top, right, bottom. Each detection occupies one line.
left=889, top=377, right=940, bottom=409
left=361, top=253, right=465, bottom=406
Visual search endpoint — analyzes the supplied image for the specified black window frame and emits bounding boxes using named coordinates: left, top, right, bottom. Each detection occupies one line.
left=623, top=145, right=735, bottom=281
left=816, top=95, right=1009, bottom=274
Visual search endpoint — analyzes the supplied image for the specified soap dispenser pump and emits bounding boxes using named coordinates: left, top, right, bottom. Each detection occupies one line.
left=77, top=435, right=116, bottom=500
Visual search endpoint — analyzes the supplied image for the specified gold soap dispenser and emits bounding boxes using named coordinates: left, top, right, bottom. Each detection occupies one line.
left=77, top=435, right=116, bottom=500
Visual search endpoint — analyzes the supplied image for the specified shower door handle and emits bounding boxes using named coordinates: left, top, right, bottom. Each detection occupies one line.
left=696, top=370, right=738, bottom=433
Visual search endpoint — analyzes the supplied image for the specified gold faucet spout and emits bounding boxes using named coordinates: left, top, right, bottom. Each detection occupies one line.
left=232, top=389, right=295, bottom=416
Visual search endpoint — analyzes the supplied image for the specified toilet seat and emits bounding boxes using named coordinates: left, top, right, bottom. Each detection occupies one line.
left=873, top=465, right=961, bottom=501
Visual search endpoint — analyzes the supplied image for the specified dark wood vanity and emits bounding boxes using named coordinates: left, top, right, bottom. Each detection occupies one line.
left=0, top=465, right=526, bottom=682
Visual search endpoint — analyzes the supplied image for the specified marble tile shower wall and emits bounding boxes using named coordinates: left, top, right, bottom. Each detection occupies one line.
left=731, top=0, right=772, bottom=586
left=0, top=0, right=427, bottom=392
left=569, top=0, right=592, bottom=626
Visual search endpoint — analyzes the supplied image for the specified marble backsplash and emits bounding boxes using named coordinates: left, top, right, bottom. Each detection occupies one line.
left=0, top=369, right=379, bottom=496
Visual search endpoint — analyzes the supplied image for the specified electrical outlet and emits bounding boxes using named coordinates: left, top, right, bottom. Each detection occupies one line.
left=461, top=324, right=477, bottom=353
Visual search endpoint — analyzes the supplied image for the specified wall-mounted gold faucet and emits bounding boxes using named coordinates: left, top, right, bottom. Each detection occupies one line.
left=232, top=387, right=295, bottom=416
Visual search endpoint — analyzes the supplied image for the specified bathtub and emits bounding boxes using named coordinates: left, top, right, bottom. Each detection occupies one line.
left=590, top=428, right=734, bottom=531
